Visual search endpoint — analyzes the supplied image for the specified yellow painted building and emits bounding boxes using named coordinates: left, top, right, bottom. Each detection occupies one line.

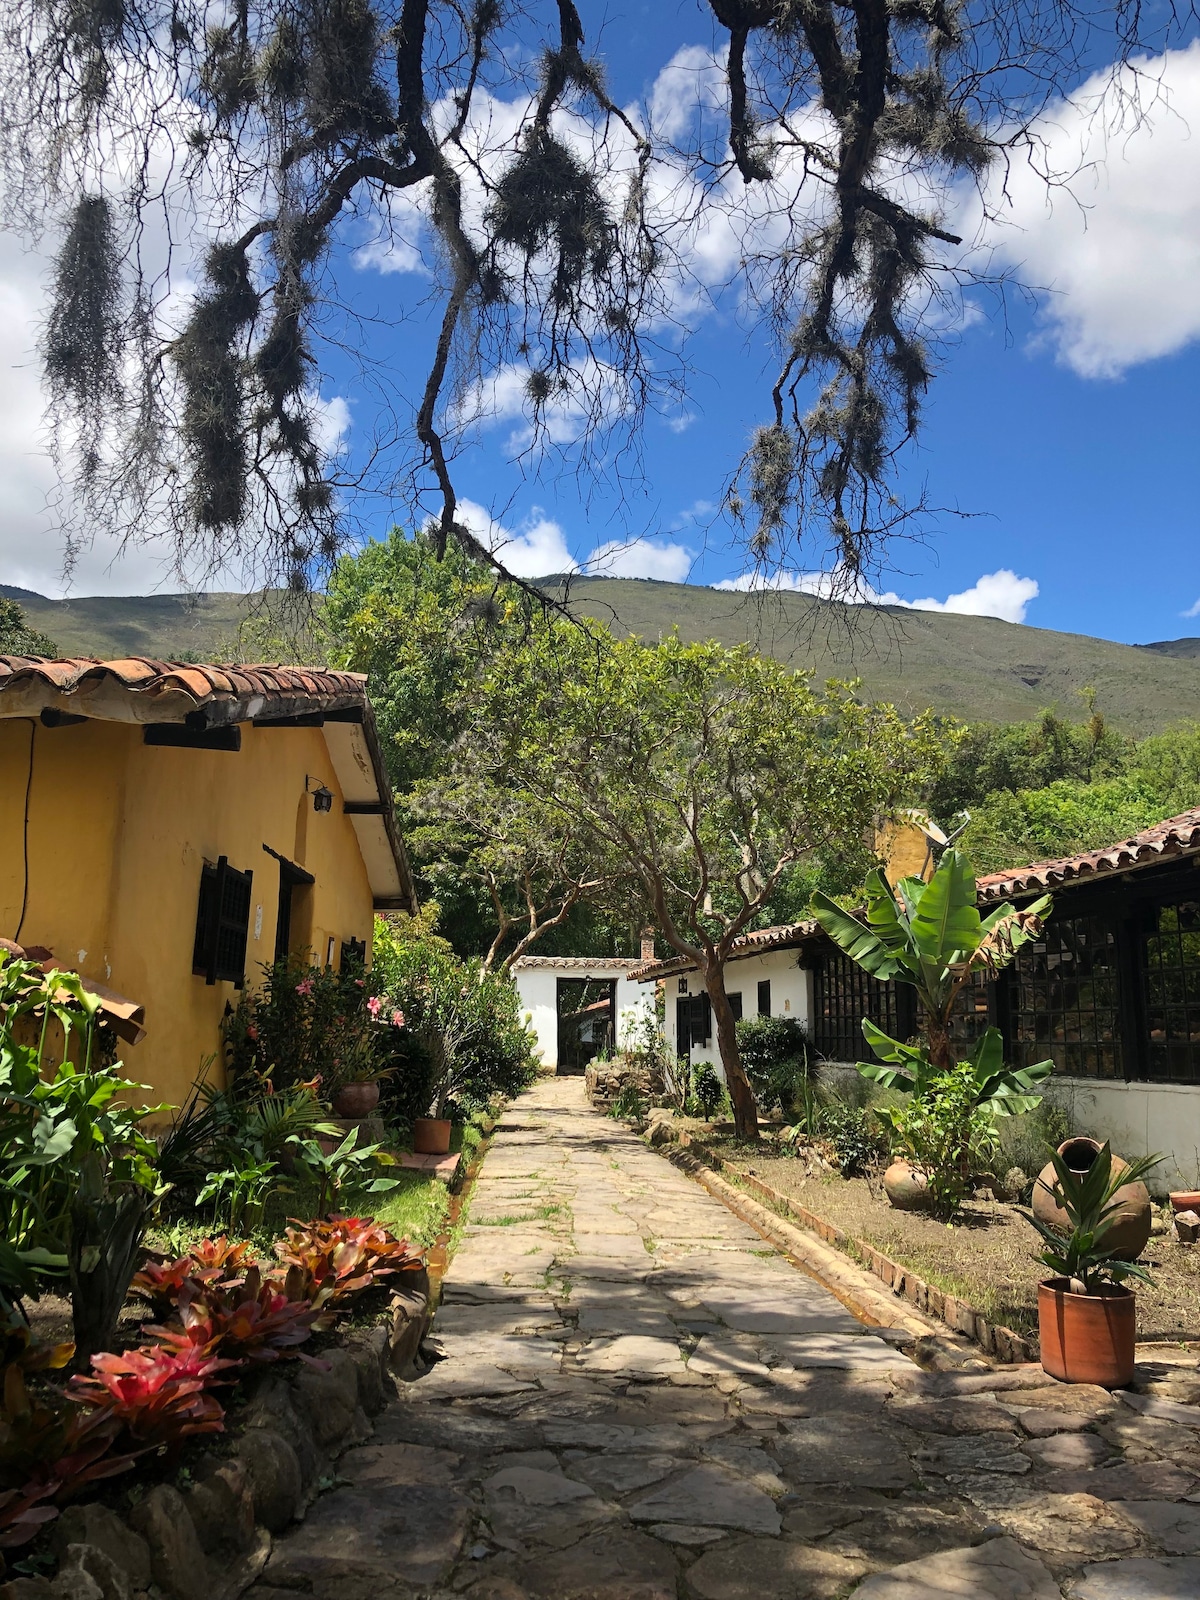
left=0, top=657, right=415, bottom=1110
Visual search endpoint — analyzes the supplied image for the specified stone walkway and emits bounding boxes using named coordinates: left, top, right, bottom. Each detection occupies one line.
left=251, top=1078, right=1200, bottom=1600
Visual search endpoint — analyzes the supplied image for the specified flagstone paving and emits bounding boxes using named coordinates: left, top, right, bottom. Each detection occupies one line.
left=250, top=1077, right=1200, bottom=1599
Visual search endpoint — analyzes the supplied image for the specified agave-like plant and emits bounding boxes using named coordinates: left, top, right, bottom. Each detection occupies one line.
left=1026, top=1141, right=1163, bottom=1294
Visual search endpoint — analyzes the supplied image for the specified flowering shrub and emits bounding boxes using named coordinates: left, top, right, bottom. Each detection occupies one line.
left=67, top=1345, right=231, bottom=1448
left=222, top=957, right=382, bottom=1100
left=274, top=1215, right=422, bottom=1309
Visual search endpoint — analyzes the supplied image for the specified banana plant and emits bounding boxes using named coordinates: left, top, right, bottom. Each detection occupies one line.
left=812, top=847, right=1052, bottom=1071
left=859, top=1023, right=1052, bottom=1118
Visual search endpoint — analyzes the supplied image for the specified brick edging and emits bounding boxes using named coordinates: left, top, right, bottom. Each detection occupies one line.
left=671, top=1129, right=1036, bottom=1365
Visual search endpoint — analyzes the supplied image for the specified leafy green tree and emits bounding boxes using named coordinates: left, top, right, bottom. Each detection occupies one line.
left=470, top=625, right=943, bottom=1139
left=0, top=598, right=58, bottom=658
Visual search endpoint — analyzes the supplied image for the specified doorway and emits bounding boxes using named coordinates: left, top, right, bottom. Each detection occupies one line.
left=556, top=978, right=617, bottom=1074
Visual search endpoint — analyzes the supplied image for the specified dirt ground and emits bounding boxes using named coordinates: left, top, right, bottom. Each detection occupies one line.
left=705, top=1137, right=1200, bottom=1343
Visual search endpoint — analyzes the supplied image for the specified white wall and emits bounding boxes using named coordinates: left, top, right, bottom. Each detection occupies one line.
left=658, top=948, right=813, bottom=1082
left=511, top=965, right=655, bottom=1069
left=1042, top=1077, right=1200, bottom=1197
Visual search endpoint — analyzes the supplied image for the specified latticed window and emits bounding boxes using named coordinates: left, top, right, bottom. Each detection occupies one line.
left=192, top=857, right=253, bottom=987
left=1010, top=913, right=1122, bottom=1081
left=948, top=968, right=995, bottom=1054
left=811, top=949, right=914, bottom=1063
left=1142, top=901, right=1200, bottom=1086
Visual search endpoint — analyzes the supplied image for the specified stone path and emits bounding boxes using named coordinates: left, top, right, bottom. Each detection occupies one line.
left=250, top=1077, right=1200, bottom=1599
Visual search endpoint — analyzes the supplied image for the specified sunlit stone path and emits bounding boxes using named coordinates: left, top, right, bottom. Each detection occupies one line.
left=250, top=1077, right=1200, bottom=1600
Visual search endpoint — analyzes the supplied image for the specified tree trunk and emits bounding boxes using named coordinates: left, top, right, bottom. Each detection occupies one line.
left=923, top=1012, right=957, bottom=1073
left=704, top=965, right=759, bottom=1141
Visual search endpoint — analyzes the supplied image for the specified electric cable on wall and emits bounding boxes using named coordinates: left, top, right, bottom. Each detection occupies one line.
left=14, top=718, right=35, bottom=943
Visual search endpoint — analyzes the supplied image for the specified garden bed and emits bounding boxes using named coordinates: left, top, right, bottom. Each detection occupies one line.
left=702, top=1135, right=1200, bottom=1344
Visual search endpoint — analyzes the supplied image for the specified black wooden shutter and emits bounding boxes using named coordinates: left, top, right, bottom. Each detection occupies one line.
left=193, top=857, right=253, bottom=986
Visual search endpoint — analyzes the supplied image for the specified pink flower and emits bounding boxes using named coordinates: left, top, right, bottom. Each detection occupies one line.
left=354, top=978, right=364, bottom=988
left=391, top=1009, right=405, bottom=1029
left=295, top=977, right=314, bottom=997
left=366, top=995, right=383, bottom=1017
left=246, top=1024, right=258, bottom=1041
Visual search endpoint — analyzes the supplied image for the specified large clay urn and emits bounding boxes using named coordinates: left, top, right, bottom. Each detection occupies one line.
left=884, top=1158, right=933, bottom=1211
left=1033, top=1137, right=1152, bottom=1262
left=333, top=1081, right=380, bottom=1119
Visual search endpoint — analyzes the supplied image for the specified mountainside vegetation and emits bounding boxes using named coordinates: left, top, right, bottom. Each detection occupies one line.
left=6, top=575, right=1200, bottom=734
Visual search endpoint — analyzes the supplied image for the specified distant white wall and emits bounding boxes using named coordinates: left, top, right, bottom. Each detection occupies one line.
left=511, top=963, right=654, bottom=1070
left=1042, top=1078, right=1200, bottom=1197
left=657, top=948, right=813, bottom=1082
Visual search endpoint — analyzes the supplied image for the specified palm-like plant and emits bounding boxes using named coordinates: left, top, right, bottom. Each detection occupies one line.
left=1026, top=1142, right=1162, bottom=1294
left=812, top=847, right=1053, bottom=1088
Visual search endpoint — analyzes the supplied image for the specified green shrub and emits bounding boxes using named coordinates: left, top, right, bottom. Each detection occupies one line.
left=735, top=1015, right=814, bottom=1116
left=690, top=1061, right=724, bottom=1120
left=818, top=1102, right=885, bottom=1176
left=223, top=957, right=380, bottom=1099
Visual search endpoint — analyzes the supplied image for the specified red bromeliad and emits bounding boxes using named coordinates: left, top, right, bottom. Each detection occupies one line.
left=67, top=1345, right=233, bottom=1449
left=145, top=1269, right=329, bottom=1367
left=273, top=1215, right=423, bottom=1310
left=132, top=1237, right=260, bottom=1316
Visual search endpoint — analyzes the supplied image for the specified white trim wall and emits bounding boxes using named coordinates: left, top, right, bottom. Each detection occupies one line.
left=511, top=960, right=654, bottom=1069
left=656, top=948, right=813, bottom=1082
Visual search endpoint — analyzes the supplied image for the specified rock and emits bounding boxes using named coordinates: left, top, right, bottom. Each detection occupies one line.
left=684, top=1535, right=868, bottom=1599
left=55, top=1544, right=129, bottom=1600
left=516, top=1528, right=678, bottom=1600
left=239, top=1378, right=321, bottom=1490
left=236, top=1426, right=304, bottom=1532
left=1065, top=1556, right=1200, bottom=1598
left=1002, top=1167, right=1030, bottom=1202
left=485, top=1467, right=597, bottom=1507
left=777, top=1416, right=916, bottom=1489
left=992, top=1494, right=1142, bottom=1561
left=1174, top=1210, right=1200, bottom=1244
left=294, top=1347, right=367, bottom=1446
left=824, top=1506, right=991, bottom=1568
left=183, top=1459, right=256, bottom=1555
left=127, top=1485, right=210, bottom=1600
left=648, top=1523, right=727, bottom=1546
left=687, top=1337, right=771, bottom=1383
left=337, top=1441, right=461, bottom=1487
left=0, top=1582, right=56, bottom=1599
left=1016, top=1408, right=1096, bottom=1437
left=1116, top=1501, right=1200, bottom=1553
left=346, top=1327, right=389, bottom=1415
left=52, top=1506, right=151, bottom=1590
left=1056, top=1461, right=1198, bottom=1501
left=912, top=1431, right=1033, bottom=1477
left=389, top=1267, right=431, bottom=1375
left=890, top=1399, right=1019, bottom=1435
left=627, top=1464, right=781, bottom=1534
left=1119, top=1390, right=1200, bottom=1430
left=564, top=1453, right=681, bottom=1495
left=850, top=1536, right=1059, bottom=1599
left=1013, top=1385, right=1118, bottom=1420
left=576, top=1335, right=684, bottom=1378
left=262, top=1483, right=470, bottom=1591
left=1022, top=1432, right=1113, bottom=1471
left=646, top=1120, right=675, bottom=1147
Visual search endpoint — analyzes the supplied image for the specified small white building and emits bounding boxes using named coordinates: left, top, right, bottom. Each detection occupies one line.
left=510, top=955, right=655, bottom=1073
left=636, top=928, right=815, bottom=1074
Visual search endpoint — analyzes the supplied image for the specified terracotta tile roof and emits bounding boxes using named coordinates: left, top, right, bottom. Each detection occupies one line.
left=0, top=655, right=415, bottom=913
left=509, top=955, right=643, bottom=972
left=976, top=807, right=1200, bottom=903
left=0, top=655, right=367, bottom=725
left=633, top=920, right=823, bottom=982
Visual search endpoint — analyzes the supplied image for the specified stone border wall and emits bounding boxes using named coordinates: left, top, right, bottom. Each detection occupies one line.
left=669, top=1129, right=1036, bottom=1366
left=3, top=1277, right=432, bottom=1600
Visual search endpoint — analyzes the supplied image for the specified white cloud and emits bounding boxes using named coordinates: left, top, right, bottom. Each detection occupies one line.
left=1182, top=597, right=1200, bottom=619
left=455, top=498, right=576, bottom=578
left=718, top=566, right=1039, bottom=624
left=979, top=43, right=1200, bottom=376
left=585, top=538, right=693, bottom=582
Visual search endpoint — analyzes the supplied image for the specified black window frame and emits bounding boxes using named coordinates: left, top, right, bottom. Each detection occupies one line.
left=757, top=979, right=772, bottom=1017
left=811, top=947, right=916, bottom=1063
left=192, top=856, right=253, bottom=987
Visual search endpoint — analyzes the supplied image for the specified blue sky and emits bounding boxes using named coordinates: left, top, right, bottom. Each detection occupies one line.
left=1, top=2, right=1197, bottom=647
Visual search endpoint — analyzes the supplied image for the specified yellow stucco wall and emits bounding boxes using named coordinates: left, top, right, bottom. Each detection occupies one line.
left=0, top=717, right=375, bottom=1112
left=875, top=815, right=936, bottom=886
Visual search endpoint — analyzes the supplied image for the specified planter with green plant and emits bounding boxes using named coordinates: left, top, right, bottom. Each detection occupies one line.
left=812, top=848, right=1054, bottom=1218
left=1025, top=1140, right=1162, bottom=1387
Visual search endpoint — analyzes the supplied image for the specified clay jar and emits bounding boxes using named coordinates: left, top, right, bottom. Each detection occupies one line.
left=883, top=1158, right=933, bottom=1211
left=332, top=1081, right=380, bottom=1119
left=413, top=1116, right=452, bottom=1156
left=1033, top=1136, right=1152, bottom=1262
left=1038, top=1278, right=1136, bottom=1388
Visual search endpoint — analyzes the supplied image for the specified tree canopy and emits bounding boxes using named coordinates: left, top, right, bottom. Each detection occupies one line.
left=2, top=0, right=1186, bottom=590
left=460, top=624, right=944, bottom=1135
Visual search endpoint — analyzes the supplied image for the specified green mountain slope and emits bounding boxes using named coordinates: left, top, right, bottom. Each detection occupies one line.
left=6, top=577, right=1200, bottom=732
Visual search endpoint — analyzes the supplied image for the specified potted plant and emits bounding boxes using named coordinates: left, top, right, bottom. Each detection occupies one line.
left=1026, top=1140, right=1161, bottom=1388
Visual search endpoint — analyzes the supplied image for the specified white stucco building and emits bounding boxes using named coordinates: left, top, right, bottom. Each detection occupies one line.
left=510, top=955, right=656, bottom=1072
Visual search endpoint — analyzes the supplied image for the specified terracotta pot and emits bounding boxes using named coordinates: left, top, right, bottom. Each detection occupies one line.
left=413, top=1116, right=452, bottom=1156
left=1169, top=1190, right=1200, bottom=1215
left=333, top=1081, right=380, bottom=1119
left=1032, top=1137, right=1151, bottom=1262
left=1038, top=1278, right=1136, bottom=1388
left=883, top=1159, right=934, bottom=1211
